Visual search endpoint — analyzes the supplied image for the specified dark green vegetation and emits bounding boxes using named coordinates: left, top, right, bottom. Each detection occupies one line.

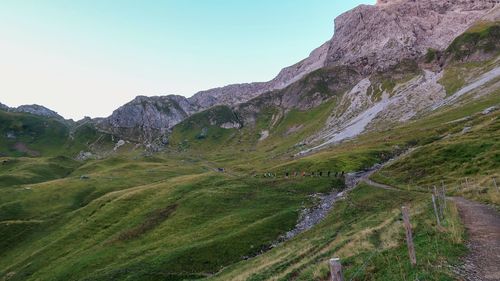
left=0, top=111, right=113, bottom=157
left=446, top=21, right=500, bottom=61
left=368, top=59, right=422, bottom=101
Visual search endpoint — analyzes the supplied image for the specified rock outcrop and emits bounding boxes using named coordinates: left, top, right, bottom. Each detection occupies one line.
left=97, top=95, right=196, bottom=142
left=0, top=102, right=64, bottom=119
left=324, top=0, right=498, bottom=73
left=14, top=104, right=64, bottom=119
left=0, top=103, right=9, bottom=111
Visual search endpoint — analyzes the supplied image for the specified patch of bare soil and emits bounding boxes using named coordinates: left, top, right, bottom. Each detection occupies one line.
left=13, top=142, right=40, bottom=156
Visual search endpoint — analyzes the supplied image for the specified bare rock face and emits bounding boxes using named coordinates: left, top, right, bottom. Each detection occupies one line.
left=187, top=42, right=330, bottom=109
left=0, top=103, right=9, bottom=111
left=324, top=0, right=498, bottom=73
left=267, top=41, right=330, bottom=90
left=97, top=95, right=196, bottom=142
left=1, top=103, right=64, bottom=119
left=188, top=82, right=268, bottom=109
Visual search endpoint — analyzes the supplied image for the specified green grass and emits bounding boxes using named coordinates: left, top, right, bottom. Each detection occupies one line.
left=0, top=110, right=115, bottom=157
left=370, top=90, right=500, bottom=206
left=439, top=58, right=499, bottom=96
left=0, top=153, right=345, bottom=281
left=446, top=21, right=500, bottom=60
left=209, top=184, right=466, bottom=281
left=368, top=59, right=421, bottom=101
left=0, top=156, right=80, bottom=188
left=1, top=28, right=499, bottom=281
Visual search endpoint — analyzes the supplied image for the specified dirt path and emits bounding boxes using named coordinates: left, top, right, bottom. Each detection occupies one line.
left=451, top=197, right=500, bottom=281
left=362, top=178, right=400, bottom=191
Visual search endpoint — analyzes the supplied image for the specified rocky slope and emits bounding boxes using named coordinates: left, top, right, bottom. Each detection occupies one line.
left=0, top=103, right=64, bottom=119
left=96, top=95, right=197, bottom=143
left=98, top=0, right=498, bottom=143
left=324, top=0, right=498, bottom=73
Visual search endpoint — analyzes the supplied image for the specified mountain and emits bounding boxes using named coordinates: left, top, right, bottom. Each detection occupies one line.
left=2, top=2, right=500, bottom=281
left=0, top=103, right=64, bottom=120
left=0, top=103, right=9, bottom=111
left=97, top=0, right=499, bottom=143
left=96, top=95, right=196, bottom=143
left=168, top=3, right=499, bottom=156
left=324, top=0, right=497, bottom=72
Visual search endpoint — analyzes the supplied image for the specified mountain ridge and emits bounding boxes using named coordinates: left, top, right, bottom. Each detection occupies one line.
left=97, top=0, right=499, bottom=143
left=2, top=1, right=498, bottom=146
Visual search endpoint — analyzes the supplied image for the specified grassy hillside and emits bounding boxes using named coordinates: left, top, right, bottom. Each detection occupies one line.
left=2, top=82, right=498, bottom=280
left=0, top=111, right=69, bottom=157
left=1, top=23, right=500, bottom=281
left=446, top=21, right=500, bottom=61
left=0, top=110, right=114, bottom=158
left=210, top=184, right=465, bottom=281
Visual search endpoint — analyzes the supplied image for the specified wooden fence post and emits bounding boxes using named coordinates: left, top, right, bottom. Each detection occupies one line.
left=432, top=194, right=441, bottom=227
left=441, top=181, right=447, bottom=210
left=434, top=186, right=443, bottom=219
left=329, top=258, right=344, bottom=281
left=401, top=206, right=417, bottom=266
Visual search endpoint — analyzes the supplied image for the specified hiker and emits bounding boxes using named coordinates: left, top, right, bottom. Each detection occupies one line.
left=285, top=172, right=289, bottom=178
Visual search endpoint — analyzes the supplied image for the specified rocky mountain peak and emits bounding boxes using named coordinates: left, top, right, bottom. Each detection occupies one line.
left=15, top=104, right=63, bottom=119
left=0, top=102, right=9, bottom=111
left=325, top=0, right=498, bottom=73
left=96, top=95, right=197, bottom=142
left=96, top=0, right=498, bottom=143
left=0, top=102, right=64, bottom=119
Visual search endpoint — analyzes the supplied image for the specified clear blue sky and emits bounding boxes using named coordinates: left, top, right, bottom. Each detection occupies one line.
left=0, top=0, right=374, bottom=120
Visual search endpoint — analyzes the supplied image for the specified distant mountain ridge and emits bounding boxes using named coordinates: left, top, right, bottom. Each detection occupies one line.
left=95, top=39, right=333, bottom=141
left=3, top=0, right=498, bottom=144
left=96, top=0, right=498, bottom=143
left=0, top=103, right=64, bottom=120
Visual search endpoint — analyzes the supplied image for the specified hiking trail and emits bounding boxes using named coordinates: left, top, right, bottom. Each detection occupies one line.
left=451, top=197, right=500, bottom=281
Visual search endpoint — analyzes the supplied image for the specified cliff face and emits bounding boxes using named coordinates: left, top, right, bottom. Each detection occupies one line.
left=96, top=95, right=195, bottom=142
left=187, top=41, right=331, bottom=109
left=324, top=0, right=498, bottom=73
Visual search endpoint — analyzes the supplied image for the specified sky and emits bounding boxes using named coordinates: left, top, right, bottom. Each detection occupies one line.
left=0, top=0, right=374, bottom=120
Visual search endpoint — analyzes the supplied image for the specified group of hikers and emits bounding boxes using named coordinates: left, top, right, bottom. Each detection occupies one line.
left=262, top=171, right=345, bottom=178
